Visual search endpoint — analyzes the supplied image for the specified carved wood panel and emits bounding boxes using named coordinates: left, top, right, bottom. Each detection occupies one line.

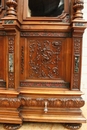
left=28, top=39, right=62, bottom=79
left=20, top=37, right=72, bottom=88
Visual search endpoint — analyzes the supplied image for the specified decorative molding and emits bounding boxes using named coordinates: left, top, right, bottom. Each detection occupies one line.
left=20, top=46, right=24, bottom=75
left=6, top=0, right=17, bottom=17
left=8, top=37, right=14, bottom=53
left=8, top=72, right=15, bottom=88
left=20, top=81, right=69, bottom=88
left=20, top=32, right=71, bottom=38
left=73, top=74, right=79, bottom=89
left=0, top=98, right=20, bottom=108
left=0, top=97, right=84, bottom=108
left=74, top=38, right=81, bottom=55
left=21, top=97, right=84, bottom=108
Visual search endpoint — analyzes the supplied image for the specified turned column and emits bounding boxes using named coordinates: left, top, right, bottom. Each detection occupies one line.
left=73, top=0, right=84, bottom=19
left=6, top=0, right=17, bottom=17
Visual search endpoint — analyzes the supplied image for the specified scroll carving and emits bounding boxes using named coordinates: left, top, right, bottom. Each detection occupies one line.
left=73, top=0, right=84, bottom=19
left=28, top=40, right=62, bottom=79
left=6, top=0, right=17, bottom=17
left=8, top=37, right=15, bottom=88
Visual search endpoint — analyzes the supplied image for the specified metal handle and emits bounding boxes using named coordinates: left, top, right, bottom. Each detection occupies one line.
left=44, top=101, right=48, bottom=113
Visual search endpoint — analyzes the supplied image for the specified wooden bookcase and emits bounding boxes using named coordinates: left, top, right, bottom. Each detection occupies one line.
left=0, top=0, right=87, bottom=129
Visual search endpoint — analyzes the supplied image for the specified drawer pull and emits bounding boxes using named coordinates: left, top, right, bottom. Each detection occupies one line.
left=44, top=101, right=48, bottom=113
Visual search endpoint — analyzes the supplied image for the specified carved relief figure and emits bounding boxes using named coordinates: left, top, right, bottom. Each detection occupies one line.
left=28, top=0, right=64, bottom=17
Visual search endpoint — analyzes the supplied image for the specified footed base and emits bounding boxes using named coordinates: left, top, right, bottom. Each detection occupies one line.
left=4, top=124, right=22, bottom=130
left=63, top=123, right=82, bottom=130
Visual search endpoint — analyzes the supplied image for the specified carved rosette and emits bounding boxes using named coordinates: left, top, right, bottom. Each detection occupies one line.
left=8, top=36, right=15, bottom=88
left=6, top=0, right=17, bottom=17
left=73, top=0, right=84, bottom=19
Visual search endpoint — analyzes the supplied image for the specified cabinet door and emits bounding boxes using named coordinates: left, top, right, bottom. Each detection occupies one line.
left=19, top=37, right=71, bottom=89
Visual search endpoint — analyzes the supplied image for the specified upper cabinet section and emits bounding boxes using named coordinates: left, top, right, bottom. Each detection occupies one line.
left=28, top=0, right=64, bottom=17
left=0, top=0, right=86, bottom=30
left=22, top=0, right=70, bottom=22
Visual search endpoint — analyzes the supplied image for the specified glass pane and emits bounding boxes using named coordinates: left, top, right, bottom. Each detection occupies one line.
left=28, top=0, right=64, bottom=17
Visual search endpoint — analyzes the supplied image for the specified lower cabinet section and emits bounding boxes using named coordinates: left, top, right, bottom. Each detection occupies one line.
left=0, top=89, right=86, bottom=130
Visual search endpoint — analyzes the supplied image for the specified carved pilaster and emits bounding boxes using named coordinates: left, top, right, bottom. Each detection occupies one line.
left=6, top=0, right=17, bottom=17
left=8, top=36, right=15, bottom=88
left=72, top=38, right=82, bottom=90
left=73, top=0, right=84, bottom=19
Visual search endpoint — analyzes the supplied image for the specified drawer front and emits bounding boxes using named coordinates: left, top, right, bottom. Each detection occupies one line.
left=21, top=96, right=84, bottom=110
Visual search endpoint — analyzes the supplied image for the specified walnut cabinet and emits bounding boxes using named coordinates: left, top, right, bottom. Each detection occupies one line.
left=0, top=0, right=87, bottom=129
